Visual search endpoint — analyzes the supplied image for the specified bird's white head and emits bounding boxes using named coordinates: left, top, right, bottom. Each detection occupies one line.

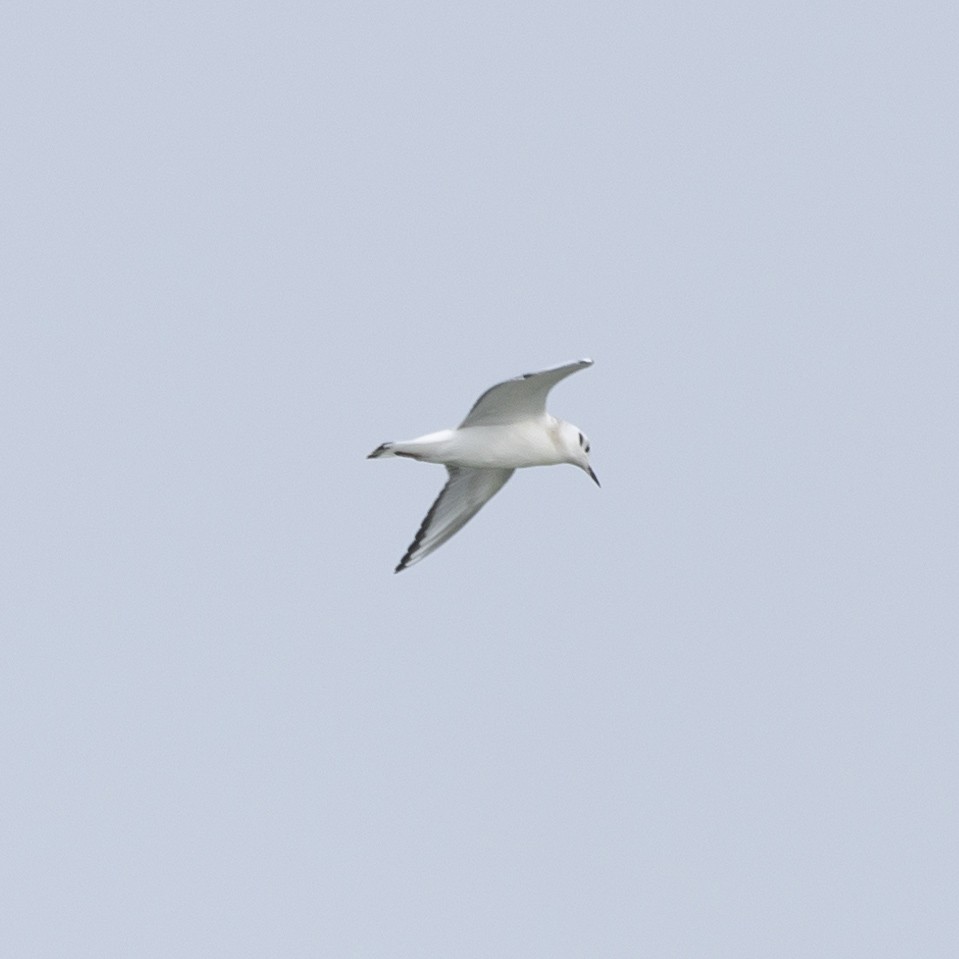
left=558, top=421, right=600, bottom=487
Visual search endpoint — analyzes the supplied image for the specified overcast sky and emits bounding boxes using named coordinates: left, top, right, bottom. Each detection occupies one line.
left=3, top=2, right=958, bottom=956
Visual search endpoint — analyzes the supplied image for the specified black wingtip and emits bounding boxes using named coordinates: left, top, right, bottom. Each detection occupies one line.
left=394, top=545, right=416, bottom=573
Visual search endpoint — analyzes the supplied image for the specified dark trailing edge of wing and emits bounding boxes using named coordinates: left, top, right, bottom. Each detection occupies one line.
left=394, top=475, right=452, bottom=573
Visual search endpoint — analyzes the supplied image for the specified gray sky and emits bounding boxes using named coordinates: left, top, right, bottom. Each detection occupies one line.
left=3, top=1, right=957, bottom=956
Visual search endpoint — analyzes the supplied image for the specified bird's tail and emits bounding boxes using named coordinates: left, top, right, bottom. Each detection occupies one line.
left=367, top=442, right=396, bottom=459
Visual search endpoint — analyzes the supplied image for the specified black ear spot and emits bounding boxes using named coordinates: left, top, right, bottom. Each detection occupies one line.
left=578, top=431, right=585, bottom=448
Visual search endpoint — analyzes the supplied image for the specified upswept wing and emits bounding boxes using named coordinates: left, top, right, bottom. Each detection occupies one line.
left=395, top=466, right=514, bottom=572
left=459, top=358, right=593, bottom=428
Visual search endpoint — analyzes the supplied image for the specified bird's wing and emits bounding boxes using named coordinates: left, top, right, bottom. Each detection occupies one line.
left=459, top=358, right=593, bottom=428
left=395, top=466, right=514, bottom=572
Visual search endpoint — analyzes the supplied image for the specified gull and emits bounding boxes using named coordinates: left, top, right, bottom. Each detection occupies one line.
left=368, top=358, right=599, bottom=572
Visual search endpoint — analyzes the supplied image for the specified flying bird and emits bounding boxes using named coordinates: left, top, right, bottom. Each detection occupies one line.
left=368, top=358, right=598, bottom=572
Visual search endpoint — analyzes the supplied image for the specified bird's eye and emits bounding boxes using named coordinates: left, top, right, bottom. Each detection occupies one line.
left=585, top=443, right=590, bottom=453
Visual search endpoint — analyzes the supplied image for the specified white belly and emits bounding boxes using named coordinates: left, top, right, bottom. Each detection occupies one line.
left=440, top=421, right=564, bottom=469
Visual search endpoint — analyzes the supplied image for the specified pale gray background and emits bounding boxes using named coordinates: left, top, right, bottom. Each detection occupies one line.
left=2, top=1, right=957, bottom=956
